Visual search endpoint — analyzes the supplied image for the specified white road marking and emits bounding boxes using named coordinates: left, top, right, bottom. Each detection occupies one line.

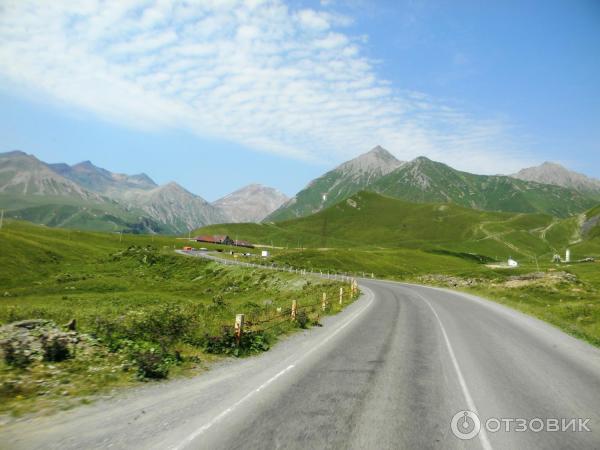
left=170, top=287, right=375, bottom=450
left=415, top=290, right=493, bottom=450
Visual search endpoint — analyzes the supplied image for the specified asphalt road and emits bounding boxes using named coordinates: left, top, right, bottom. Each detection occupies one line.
left=3, top=277, right=600, bottom=449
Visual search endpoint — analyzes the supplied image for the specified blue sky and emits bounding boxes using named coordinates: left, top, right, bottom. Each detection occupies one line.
left=0, top=0, right=598, bottom=201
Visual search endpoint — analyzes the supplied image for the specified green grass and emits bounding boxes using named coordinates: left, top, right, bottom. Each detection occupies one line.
left=198, top=192, right=589, bottom=261
left=0, top=220, right=351, bottom=418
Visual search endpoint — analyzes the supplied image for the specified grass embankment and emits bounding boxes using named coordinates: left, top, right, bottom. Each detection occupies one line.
left=0, top=220, right=352, bottom=418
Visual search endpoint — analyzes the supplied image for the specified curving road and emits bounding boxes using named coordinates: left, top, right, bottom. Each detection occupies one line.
left=2, top=276, right=600, bottom=449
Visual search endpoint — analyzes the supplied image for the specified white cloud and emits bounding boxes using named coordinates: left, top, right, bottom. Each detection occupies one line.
left=0, top=0, right=532, bottom=173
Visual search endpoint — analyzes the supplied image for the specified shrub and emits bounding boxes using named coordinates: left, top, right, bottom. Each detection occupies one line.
left=204, top=328, right=269, bottom=357
left=1, top=338, right=33, bottom=368
left=129, top=342, right=171, bottom=379
left=296, top=310, right=309, bottom=329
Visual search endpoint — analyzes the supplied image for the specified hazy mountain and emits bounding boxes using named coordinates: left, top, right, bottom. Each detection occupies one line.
left=213, top=184, right=288, bottom=223
left=266, top=146, right=403, bottom=221
left=48, top=160, right=157, bottom=197
left=371, top=156, right=596, bottom=217
left=0, top=151, right=102, bottom=201
left=121, top=182, right=228, bottom=233
left=512, top=162, right=600, bottom=198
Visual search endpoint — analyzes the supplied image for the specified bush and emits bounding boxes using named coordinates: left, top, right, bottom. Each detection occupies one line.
left=129, top=342, right=171, bottom=379
left=1, top=338, right=33, bottom=368
left=204, top=328, right=269, bottom=357
left=296, top=310, right=309, bottom=329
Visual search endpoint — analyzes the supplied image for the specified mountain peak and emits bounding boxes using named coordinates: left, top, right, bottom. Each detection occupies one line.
left=337, top=146, right=403, bottom=175
left=214, top=184, right=289, bottom=223
left=512, top=162, right=600, bottom=193
left=73, top=160, right=96, bottom=169
left=1, top=150, right=27, bottom=158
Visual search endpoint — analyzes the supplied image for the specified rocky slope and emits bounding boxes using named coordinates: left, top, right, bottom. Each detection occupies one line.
left=213, top=184, right=288, bottom=223
left=0, top=151, right=102, bottom=201
left=119, top=182, right=227, bottom=233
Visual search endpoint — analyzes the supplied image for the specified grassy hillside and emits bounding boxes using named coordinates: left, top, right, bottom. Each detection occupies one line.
left=0, top=193, right=167, bottom=234
left=0, top=220, right=349, bottom=417
left=198, top=192, right=589, bottom=261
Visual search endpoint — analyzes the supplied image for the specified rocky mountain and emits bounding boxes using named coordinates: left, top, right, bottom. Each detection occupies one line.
left=512, top=162, right=600, bottom=198
left=371, top=157, right=596, bottom=217
left=48, top=160, right=157, bottom=196
left=267, top=149, right=598, bottom=222
left=0, top=151, right=227, bottom=234
left=0, top=151, right=102, bottom=201
left=266, top=146, right=403, bottom=221
left=213, top=184, right=288, bottom=223
left=121, top=182, right=228, bottom=233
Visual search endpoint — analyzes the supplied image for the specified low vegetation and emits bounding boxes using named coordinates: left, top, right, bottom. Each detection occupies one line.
left=0, top=220, right=352, bottom=419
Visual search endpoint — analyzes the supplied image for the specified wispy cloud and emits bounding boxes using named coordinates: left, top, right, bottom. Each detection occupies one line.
left=0, top=0, right=532, bottom=173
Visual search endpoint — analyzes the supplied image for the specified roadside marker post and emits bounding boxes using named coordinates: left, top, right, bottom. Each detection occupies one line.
left=339, top=287, right=343, bottom=305
left=291, top=300, right=298, bottom=320
left=234, top=314, right=245, bottom=346
left=322, top=292, right=327, bottom=311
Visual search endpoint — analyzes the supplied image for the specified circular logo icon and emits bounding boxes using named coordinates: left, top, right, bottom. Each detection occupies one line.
left=451, top=410, right=481, bottom=440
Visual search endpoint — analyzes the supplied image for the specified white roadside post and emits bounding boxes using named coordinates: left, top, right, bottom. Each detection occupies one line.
left=339, top=287, right=343, bottom=305
left=322, top=292, right=327, bottom=311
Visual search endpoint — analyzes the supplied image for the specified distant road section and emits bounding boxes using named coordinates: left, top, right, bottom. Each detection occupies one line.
left=3, top=253, right=600, bottom=449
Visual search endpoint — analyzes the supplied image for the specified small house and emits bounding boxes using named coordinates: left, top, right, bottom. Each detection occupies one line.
left=192, top=235, right=234, bottom=246
left=261, top=250, right=270, bottom=257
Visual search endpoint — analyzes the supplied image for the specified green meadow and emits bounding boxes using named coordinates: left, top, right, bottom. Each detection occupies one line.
left=0, top=220, right=350, bottom=418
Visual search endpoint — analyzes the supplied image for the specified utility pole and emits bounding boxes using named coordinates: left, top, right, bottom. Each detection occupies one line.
left=0, top=209, right=3, bottom=230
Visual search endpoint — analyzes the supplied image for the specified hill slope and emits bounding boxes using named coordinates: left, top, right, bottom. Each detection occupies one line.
left=197, top=192, right=596, bottom=261
left=266, top=146, right=402, bottom=221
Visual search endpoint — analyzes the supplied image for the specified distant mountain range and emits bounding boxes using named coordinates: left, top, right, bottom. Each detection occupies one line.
left=267, top=146, right=600, bottom=221
left=1, top=147, right=599, bottom=234
left=0, top=151, right=287, bottom=233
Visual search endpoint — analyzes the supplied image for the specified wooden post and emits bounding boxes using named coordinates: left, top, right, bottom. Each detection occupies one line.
left=291, top=300, right=298, bottom=320
left=339, top=287, right=343, bottom=305
left=322, top=292, right=327, bottom=311
left=234, top=314, right=245, bottom=346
